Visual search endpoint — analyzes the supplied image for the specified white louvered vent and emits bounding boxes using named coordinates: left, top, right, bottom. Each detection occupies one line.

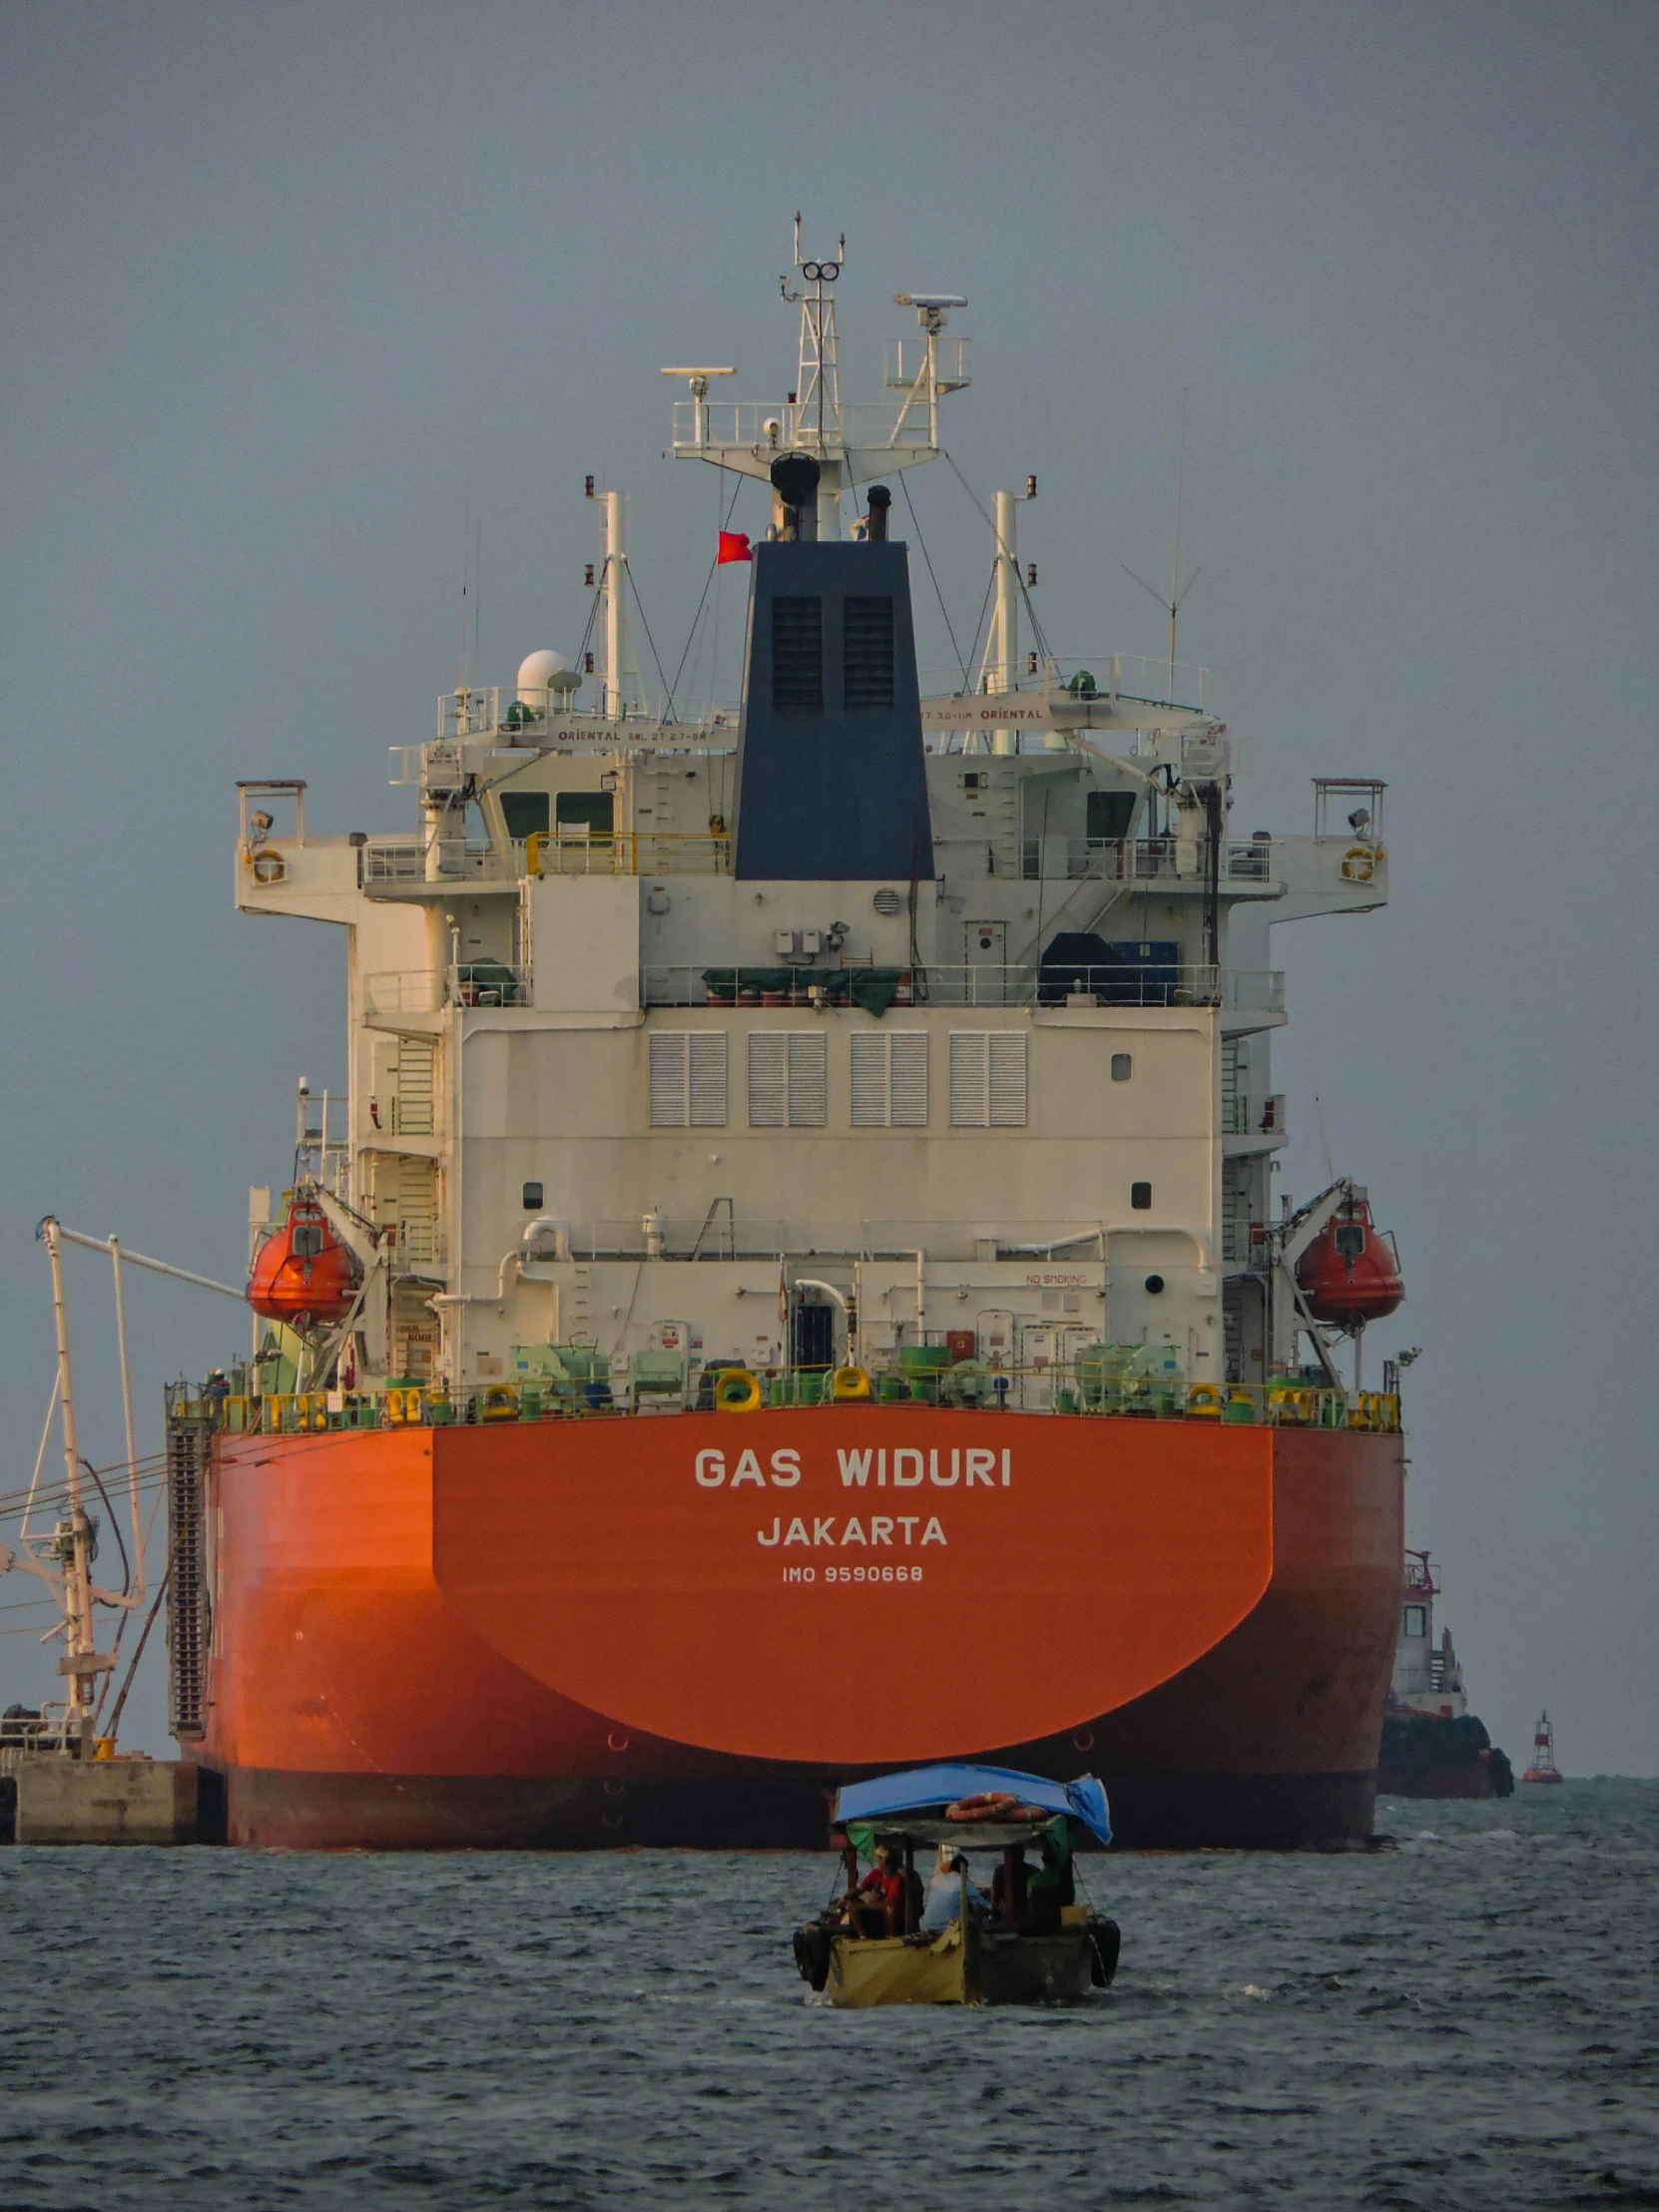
left=989, top=1032, right=1027, bottom=1126
left=851, top=1032, right=928, bottom=1127
left=890, top=1032, right=928, bottom=1126
left=650, top=1033, right=688, bottom=1126
left=749, top=1032, right=826, bottom=1127
left=949, top=1031, right=1027, bottom=1127
left=689, top=1033, right=728, bottom=1126
left=650, top=1032, right=728, bottom=1127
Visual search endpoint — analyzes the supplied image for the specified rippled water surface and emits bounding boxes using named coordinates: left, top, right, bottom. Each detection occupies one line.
left=2, top=1780, right=1655, bottom=2209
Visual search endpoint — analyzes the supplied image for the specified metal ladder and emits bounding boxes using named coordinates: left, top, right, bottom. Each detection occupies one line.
left=166, top=1415, right=211, bottom=1741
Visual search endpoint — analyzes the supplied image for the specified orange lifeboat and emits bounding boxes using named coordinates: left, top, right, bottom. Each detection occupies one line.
left=248, top=1196, right=359, bottom=1329
left=1296, top=1192, right=1403, bottom=1331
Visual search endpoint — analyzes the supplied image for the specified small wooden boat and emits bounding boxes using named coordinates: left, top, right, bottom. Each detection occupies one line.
left=793, top=1763, right=1121, bottom=2007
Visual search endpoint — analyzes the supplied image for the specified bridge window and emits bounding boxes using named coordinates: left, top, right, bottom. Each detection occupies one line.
left=501, top=793, right=551, bottom=841
left=1087, top=790, right=1137, bottom=842
left=556, top=792, right=614, bottom=835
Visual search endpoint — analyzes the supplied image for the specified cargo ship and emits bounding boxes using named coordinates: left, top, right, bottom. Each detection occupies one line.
left=157, top=236, right=1407, bottom=1850
left=1377, top=1550, right=1513, bottom=1799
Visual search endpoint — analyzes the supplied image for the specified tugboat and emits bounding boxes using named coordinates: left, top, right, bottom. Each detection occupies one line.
left=1377, top=1550, right=1512, bottom=1799
left=1522, top=1711, right=1563, bottom=1784
left=793, top=1765, right=1120, bottom=2006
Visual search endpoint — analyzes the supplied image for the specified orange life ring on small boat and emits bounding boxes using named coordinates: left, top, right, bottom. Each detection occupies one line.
left=945, top=1790, right=1020, bottom=1822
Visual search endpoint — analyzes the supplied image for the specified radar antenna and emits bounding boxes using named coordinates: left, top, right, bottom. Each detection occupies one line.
left=665, top=220, right=969, bottom=537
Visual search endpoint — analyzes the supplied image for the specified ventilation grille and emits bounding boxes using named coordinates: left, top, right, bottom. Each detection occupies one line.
left=772, top=596, right=824, bottom=710
left=650, top=1032, right=729, bottom=1126
left=842, top=595, right=895, bottom=708
left=749, top=1031, right=828, bottom=1126
left=850, top=1031, right=928, bottom=1126
left=948, top=1031, right=1028, bottom=1127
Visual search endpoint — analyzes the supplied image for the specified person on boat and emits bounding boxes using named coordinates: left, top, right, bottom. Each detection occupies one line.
left=1030, top=1830, right=1076, bottom=1908
left=1020, top=1830, right=1077, bottom=1933
left=921, top=1846, right=988, bottom=1936
left=851, top=1840, right=906, bottom=1933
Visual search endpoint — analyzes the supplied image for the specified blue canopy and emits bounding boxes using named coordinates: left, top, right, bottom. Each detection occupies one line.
left=833, top=1764, right=1111, bottom=1848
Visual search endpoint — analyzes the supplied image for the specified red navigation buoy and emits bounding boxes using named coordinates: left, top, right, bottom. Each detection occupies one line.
left=248, top=1196, right=359, bottom=1329
left=1296, top=1192, right=1403, bottom=1331
left=1522, top=1710, right=1563, bottom=1784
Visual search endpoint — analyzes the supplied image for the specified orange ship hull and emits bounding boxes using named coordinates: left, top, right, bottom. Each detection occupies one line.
left=193, top=1410, right=1402, bottom=1849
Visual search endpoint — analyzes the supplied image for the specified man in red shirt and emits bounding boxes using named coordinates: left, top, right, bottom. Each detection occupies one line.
left=853, top=1841, right=907, bottom=1933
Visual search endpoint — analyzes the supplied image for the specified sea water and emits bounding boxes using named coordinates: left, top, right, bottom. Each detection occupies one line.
left=1, top=1779, right=1654, bottom=2208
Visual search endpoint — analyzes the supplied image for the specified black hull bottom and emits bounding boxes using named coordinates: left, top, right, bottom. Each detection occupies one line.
left=203, top=1762, right=1379, bottom=1853
left=1378, top=1712, right=1514, bottom=1801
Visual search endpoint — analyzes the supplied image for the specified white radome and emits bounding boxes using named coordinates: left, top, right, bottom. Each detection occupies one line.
left=517, top=649, right=580, bottom=709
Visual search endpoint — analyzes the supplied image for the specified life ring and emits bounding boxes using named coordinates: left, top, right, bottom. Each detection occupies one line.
left=830, top=1365, right=870, bottom=1401
left=478, top=1383, right=520, bottom=1422
left=250, top=847, right=286, bottom=884
left=946, top=1790, right=1020, bottom=1822
left=1185, top=1382, right=1224, bottom=1419
left=714, top=1369, right=762, bottom=1413
left=1341, top=843, right=1376, bottom=883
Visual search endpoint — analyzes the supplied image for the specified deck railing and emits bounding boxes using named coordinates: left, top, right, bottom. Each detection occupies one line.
left=645, top=963, right=1285, bottom=1012
left=363, top=831, right=1274, bottom=891
left=1223, top=1093, right=1286, bottom=1136
left=171, top=1372, right=1401, bottom=1436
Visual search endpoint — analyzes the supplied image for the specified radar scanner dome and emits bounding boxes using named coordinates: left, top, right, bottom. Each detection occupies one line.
left=517, top=650, right=580, bottom=711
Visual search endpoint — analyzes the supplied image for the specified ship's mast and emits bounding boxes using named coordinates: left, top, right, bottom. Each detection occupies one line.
left=599, top=490, right=640, bottom=720
left=663, top=222, right=969, bottom=540
left=789, top=214, right=844, bottom=539
left=37, top=1218, right=103, bottom=1742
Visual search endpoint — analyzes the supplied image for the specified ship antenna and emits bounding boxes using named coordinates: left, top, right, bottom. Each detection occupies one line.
left=1123, top=387, right=1201, bottom=702
left=473, top=519, right=482, bottom=689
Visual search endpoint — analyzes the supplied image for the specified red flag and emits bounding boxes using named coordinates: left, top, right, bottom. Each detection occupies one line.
left=717, top=530, right=753, bottom=565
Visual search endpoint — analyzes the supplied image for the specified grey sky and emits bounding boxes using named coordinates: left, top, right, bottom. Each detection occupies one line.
left=2, top=1, right=1654, bottom=1771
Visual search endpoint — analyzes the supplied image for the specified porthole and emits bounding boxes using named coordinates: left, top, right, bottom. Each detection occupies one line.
left=1131, top=1181, right=1153, bottom=1210
left=1111, top=1053, right=1132, bottom=1082
left=1145, top=1274, right=1165, bottom=1295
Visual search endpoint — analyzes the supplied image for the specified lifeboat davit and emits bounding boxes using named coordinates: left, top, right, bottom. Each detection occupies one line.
left=1296, top=1192, right=1403, bottom=1331
left=248, top=1196, right=359, bottom=1329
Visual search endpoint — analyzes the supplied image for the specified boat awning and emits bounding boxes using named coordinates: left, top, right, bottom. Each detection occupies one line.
left=832, top=1764, right=1111, bottom=1848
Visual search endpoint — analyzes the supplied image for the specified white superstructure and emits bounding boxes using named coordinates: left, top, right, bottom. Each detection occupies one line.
left=234, top=239, right=1389, bottom=1413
